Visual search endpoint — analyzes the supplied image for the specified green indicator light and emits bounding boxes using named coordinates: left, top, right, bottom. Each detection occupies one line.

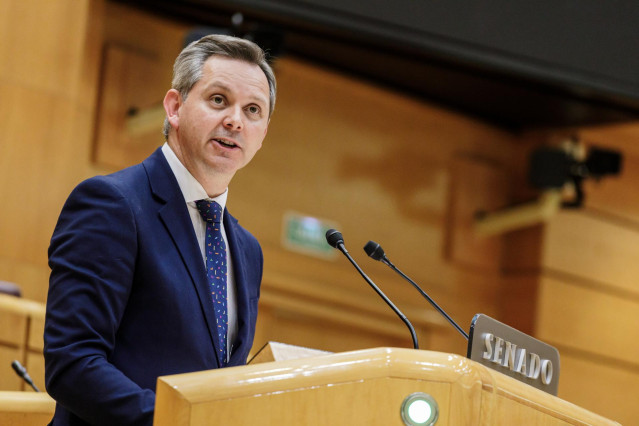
left=401, top=393, right=439, bottom=426
left=408, top=399, right=432, bottom=423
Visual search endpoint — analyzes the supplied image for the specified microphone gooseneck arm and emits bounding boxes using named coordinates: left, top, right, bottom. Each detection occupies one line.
left=364, top=241, right=469, bottom=340
left=326, top=230, right=419, bottom=350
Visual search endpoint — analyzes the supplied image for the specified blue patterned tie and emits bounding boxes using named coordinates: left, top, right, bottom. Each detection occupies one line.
left=195, top=200, right=228, bottom=366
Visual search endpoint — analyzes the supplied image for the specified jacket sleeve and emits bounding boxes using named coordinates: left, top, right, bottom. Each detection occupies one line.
left=44, top=176, right=155, bottom=426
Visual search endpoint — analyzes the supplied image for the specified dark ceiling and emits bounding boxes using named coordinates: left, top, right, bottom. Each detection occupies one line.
left=118, top=0, right=639, bottom=131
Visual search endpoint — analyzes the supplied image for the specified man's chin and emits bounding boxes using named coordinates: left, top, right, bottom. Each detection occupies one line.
left=203, top=156, right=243, bottom=175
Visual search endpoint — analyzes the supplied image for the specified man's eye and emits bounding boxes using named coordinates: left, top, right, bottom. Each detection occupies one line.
left=247, top=105, right=260, bottom=114
left=211, top=96, right=224, bottom=104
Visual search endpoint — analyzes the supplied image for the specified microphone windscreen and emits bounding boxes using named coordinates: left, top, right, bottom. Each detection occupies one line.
left=11, top=360, right=25, bottom=376
left=325, top=229, right=344, bottom=248
left=364, top=241, right=385, bottom=260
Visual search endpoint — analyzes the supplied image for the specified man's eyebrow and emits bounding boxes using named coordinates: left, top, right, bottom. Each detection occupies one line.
left=249, top=93, right=269, bottom=107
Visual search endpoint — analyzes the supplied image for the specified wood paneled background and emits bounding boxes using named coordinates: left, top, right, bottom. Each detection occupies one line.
left=0, top=0, right=637, bottom=424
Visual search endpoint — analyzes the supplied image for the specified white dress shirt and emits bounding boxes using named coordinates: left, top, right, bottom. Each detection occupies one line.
left=161, top=143, right=238, bottom=362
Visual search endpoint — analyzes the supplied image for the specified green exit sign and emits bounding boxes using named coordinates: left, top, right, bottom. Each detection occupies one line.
left=282, top=212, right=339, bottom=259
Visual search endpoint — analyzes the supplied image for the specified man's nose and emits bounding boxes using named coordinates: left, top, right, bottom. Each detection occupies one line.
left=223, top=106, right=243, bottom=131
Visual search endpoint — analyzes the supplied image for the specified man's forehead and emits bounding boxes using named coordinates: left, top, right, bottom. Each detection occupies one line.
left=201, top=57, right=267, bottom=85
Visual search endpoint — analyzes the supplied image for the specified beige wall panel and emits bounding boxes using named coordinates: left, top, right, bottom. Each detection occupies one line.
left=26, top=310, right=45, bottom=393
left=0, top=346, right=23, bottom=390
left=261, top=270, right=449, bottom=331
left=93, top=44, right=169, bottom=168
left=255, top=306, right=413, bottom=354
left=581, top=149, right=639, bottom=223
left=103, top=2, right=188, bottom=63
left=535, top=275, right=639, bottom=366
left=558, top=352, right=637, bottom=425
left=28, top=315, right=44, bottom=352
left=0, top=84, right=96, bottom=300
left=25, top=352, right=45, bottom=394
left=261, top=244, right=502, bottom=316
left=0, top=307, right=26, bottom=347
left=0, top=295, right=45, bottom=390
left=497, top=274, right=539, bottom=335
left=0, top=259, right=49, bottom=304
left=0, top=0, right=103, bottom=301
left=578, top=122, right=639, bottom=157
left=0, top=0, right=101, bottom=105
left=445, top=157, right=509, bottom=272
left=93, top=2, right=189, bottom=169
left=502, top=225, right=545, bottom=272
left=543, top=211, right=639, bottom=296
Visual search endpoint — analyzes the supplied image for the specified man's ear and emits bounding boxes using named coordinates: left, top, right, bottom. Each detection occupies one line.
left=163, top=89, right=182, bottom=130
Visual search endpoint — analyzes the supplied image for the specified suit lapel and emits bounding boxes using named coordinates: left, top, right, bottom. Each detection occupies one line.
left=143, top=149, right=223, bottom=367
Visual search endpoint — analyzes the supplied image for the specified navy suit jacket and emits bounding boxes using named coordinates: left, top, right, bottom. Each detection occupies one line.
left=44, top=148, right=263, bottom=426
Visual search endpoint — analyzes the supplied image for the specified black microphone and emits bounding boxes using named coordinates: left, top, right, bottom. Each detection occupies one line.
left=364, top=241, right=469, bottom=340
left=325, top=229, right=419, bottom=350
left=11, top=360, right=40, bottom=392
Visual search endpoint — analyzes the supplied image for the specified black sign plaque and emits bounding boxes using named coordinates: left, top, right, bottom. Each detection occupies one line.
left=467, top=314, right=560, bottom=395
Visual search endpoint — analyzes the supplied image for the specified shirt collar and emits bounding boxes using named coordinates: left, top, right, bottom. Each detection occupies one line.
left=161, top=142, right=228, bottom=209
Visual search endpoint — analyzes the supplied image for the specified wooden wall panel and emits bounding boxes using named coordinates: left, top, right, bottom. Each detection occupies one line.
left=579, top=123, right=639, bottom=157
left=24, top=353, right=44, bottom=394
left=0, top=85, right=95, bottom=263
left=0, top=0, right=94, bottom=100
left=0, top=347, right=23, bottom=391
left=558, top=353, right=637, bottom=425
left=26, top=311, right=45, bottom=393
left=543, top=211, right=639, bottom=296
left=581, top=150, right=639, bottom=224
left=536, top=276, right=639, bottom=366
left=0, top=302, right=25, bottom=390
left=0, top=295, right=45, bottom=391
left=0, top=0, right=103, bottom=302
left=445, top=156, right=509, bottom=271
left=93, top=2, right=189, bottom=169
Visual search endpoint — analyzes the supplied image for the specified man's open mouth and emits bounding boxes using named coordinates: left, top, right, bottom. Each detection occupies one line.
left=213, top=138, right=237, bottom=148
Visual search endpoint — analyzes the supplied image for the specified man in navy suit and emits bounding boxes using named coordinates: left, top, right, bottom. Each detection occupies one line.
left=44, top=34, right=276, bottom=425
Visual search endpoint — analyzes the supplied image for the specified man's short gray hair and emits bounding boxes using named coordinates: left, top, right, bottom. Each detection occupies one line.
left=163, top=34, right=277, bottom=139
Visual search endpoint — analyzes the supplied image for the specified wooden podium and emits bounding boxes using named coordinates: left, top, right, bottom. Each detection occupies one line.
left=0, top=391, right=55, bottom=426
left=154, top=345, right=618, bottom=425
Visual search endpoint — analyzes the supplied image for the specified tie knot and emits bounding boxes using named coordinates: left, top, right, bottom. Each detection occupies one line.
left=195, top=200, right=223, bottom=224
